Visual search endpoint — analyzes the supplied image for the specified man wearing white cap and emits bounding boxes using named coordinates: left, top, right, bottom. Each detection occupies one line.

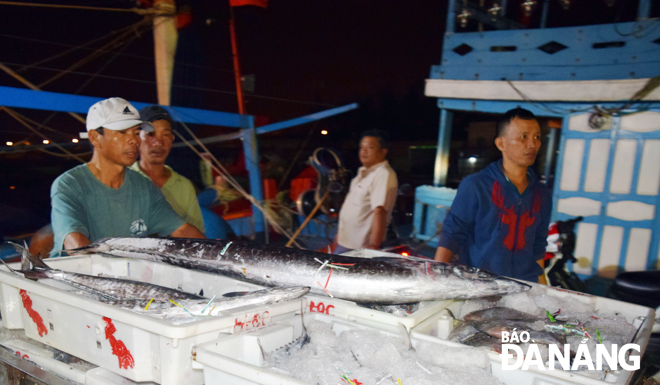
left=50, top=97, right=205, bottom=256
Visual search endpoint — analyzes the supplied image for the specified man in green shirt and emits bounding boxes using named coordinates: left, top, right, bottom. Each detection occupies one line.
left=129, top=105, right=205, bottom=234
left=50, top=97, right=205, bottom=256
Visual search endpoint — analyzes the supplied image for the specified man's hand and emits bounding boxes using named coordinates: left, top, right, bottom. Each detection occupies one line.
left=171, top=223, right=206, bottom=239
left=434, top=246, right=454, bottom=263
left=63, top=232, right=91, bottom=251
left=368, top=206, right=387, bottom=250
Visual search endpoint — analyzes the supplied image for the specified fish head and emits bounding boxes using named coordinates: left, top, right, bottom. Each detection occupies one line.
left=428, top=263, right=531, bottom=299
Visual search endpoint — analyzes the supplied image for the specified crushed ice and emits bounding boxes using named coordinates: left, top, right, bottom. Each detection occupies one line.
left=264, top=320, right=503, bottom=385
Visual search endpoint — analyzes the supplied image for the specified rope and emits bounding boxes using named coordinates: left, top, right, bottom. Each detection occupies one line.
left=1, top=107, right=87, bottom=163
left=0, top=102, right=72, bottom=137
left=17, top=24, right=148, bottom=144
left=504, top=79, right=593, bottom=115
left=37, top=19, right=154, bottom=88
left=16, top=19, right=149, bottom=74
left=505, top=77, right=660, bottom=117
left=0, top=1, right=154, bottom=14
left=0, top=33, right=235, bottom=74
left=2, top=60, right=339, bottom=108
left=38, top=148, right=92, bottom=158
left=170, top=126, right=304, bottom=248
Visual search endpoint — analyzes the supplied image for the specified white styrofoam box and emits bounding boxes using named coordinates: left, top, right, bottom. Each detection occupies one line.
left=410, top=282, right=656, bottom=385
left=0, top=255, right=304, bottom=385
left=192, top=312, right=582, bottom=385
left=306, top=249, right=452, bottom=333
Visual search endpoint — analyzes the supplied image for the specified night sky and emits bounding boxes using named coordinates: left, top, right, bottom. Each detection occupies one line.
left=0, top=0, right=447, bottom=235
left=0, top=1, right=447, bottom=140
left=1, top=0, right=653, bottom=235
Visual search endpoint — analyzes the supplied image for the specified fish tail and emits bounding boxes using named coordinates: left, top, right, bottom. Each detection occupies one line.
left=4, top=241, right=50, bottom=274
left=6, top=241, right=35, bottom=270
left=18, top=244, right=51, bottom=271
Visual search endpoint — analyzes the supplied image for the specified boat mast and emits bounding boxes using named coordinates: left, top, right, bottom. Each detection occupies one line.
left=152, top=0, right=177, bottom=106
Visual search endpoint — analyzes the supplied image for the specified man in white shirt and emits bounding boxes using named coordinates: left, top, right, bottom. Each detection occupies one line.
left=335, top=130, right=398, bottom=253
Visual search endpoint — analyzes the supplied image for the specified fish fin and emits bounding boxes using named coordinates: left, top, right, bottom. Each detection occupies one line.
left=22, top=271, right=50, bottom=280
left=299, top=301, right=310, bottom=347
left=22, top=248, right=51, bottom=271
left=199, top=289, right=204, bottom=296
left=442, top=307, right=456, bottom=320
left=6, top=241, right=44, bottom=271
left=398, top=322, right=415, bottom=351
left=256, top=338, right=267, bottom=362
left=350, top=348, right=362, bottom=367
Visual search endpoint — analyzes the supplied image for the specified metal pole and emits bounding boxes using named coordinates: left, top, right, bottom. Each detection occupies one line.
left=543, top=124, right=558, bottom=186
left=540, top=0, right=549, bottom=28
left=446, top=0, right=456, bottom=34
left=433, top=108, right=453, bottom=187
left=229, top=6, right=246, bottom=114
left=637, top=0, right=651, bottom=20
left=240, top=120, right=265, bottom=237
left=286, top=190, right=329, bottom=248
left=152, top=0, right=177, bottom=106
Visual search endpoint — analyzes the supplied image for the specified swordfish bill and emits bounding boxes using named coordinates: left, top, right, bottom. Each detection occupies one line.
left=69, top=237, right=531, bottom=304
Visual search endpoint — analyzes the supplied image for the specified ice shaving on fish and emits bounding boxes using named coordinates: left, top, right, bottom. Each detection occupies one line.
left=443, top=285, right=638, bottom=378
left=69, top=237, right=531, bottom=304
left=3, top=241, right=309, bottom=322
left=262, top=317, right=504, bottom=385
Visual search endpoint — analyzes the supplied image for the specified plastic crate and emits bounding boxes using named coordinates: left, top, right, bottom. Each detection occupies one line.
left=0, top=255, right=303, bottom=385
left=191, top=311, right=589, bottom=385
left=410, top=282, right=656, bottom=385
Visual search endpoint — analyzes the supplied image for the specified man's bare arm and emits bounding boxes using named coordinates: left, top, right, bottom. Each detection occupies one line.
left=171, top=223, right=206, bottom=239
left=63, top=232, right=91, bottom=250
left=434, top=246, right=454, bottom=263
left=367, top=206, right=387, bottom=249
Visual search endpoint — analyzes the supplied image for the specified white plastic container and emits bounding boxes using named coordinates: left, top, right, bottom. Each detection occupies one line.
left=0, top=255, right=303, bottom=385
left=191, top=311, right=587, bottom=385
left=410, top=283, right=656, bottom=385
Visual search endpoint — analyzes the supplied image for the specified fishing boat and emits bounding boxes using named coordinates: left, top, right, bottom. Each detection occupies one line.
left=414, top=0, right=660, bottom=281
left=0, top=0, right=659, bottom=383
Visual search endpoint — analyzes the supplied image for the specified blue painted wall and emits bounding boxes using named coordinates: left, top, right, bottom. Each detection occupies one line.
left=431, top=20, right=660, bottom=82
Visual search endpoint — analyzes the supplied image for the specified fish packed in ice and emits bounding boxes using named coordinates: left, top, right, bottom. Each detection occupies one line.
left=3, top=242, right=309, bottom=321
left=70, top=237, right=532, bottom=304
left=443, top=286, right=639, bottom=378
left=263, top=318, right=504, bottom=385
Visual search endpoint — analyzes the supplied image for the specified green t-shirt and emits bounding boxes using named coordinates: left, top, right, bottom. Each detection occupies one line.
left=128, top=163, right=205, bottom=234
left=50, top=164, right=185, bottom=256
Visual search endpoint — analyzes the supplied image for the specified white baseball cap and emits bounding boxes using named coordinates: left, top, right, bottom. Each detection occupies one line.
left=85, top=97, right=153, bottom=132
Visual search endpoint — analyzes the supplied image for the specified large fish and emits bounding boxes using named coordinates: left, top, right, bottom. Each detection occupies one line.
left=464, top=307, right=539, bottom=322
left=4, top=242, right=309, bottom=313
left=68, top=237, right=531, bottom=304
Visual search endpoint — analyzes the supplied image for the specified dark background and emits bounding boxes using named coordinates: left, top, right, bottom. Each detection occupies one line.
left=0, top=0, right=655, bottom=237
